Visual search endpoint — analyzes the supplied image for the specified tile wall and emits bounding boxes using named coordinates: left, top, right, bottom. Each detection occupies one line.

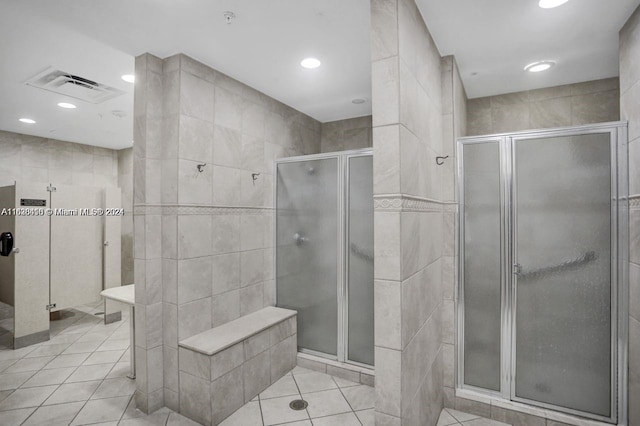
left=0, top=130, right=118, bottom=188
left=467, top=77, right=620, bottom=136
left=371, top=0, right=456, bottom=423
left=620, top=4, right=640, bottom=425
left=133, top=53, right=321, bottom=414
left=320, top=116, right=373, bottom=153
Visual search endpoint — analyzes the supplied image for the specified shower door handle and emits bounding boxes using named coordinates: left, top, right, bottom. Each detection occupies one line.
left=513, top=263, right=522, bottom=276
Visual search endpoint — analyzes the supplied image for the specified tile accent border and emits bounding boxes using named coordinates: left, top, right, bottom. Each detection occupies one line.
left=373, top=194, right=455, bottom=212
left=629, top=195, right=640, bottom=209
left=133, top=204, right=273, bottom=216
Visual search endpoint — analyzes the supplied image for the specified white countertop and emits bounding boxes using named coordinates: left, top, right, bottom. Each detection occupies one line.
left=100, top=284, right=134, bottom=306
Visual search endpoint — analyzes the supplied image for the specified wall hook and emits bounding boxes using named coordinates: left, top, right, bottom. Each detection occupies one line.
left=196, top=164, right=207, bottom=173
left=435, top=156, right=449, bottom=166
left=252, top=173, right=260, bottom=186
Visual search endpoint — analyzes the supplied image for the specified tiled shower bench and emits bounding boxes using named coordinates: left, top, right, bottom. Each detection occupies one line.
left=178, top=306, right=298, bottom=425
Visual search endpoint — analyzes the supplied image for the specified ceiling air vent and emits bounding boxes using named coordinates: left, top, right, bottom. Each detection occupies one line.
left=25, top=67, right=126, bottom=104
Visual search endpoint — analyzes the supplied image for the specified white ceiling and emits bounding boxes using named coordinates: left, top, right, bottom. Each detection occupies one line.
left=0, top=0, right=372, bottom=150
left=1, top=0, right=639, bottom=149
left=0, top=2, right=135, bottom=149
left=417, top=0, right=640, bottom=99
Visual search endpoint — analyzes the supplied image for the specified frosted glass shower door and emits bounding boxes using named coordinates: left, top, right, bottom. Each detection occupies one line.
left=461, top=141, right=503, bottom=391
left=513, top=133, right=613, bottom=418
left=346, top=155, right=374, bottom=365
left=276, top=158, right=339, bottom=356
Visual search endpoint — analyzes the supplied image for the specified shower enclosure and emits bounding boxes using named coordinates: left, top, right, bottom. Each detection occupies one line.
left=457, top=122, right=628, bottom=423
left=275, top=149, right=374, bottom=367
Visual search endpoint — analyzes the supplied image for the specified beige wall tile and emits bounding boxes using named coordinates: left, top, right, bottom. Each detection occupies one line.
left=622, top=82, right=640, bottom=142
left=374, top=212, right=401, bottom=281
left=373, top=125, right=400, bottom=195
left=571, top=90, right=620, bottom=126
left=211, top=289, right=240, bottom=327
left=371, top=0, right=398, bottom=61
left=529, top=97, right=572, bottom=129
left=372, top=57, right=400, bottom=127
left=177, top=257, right=213, bottom=304
left=375, top=346, right=402, bottom=418
left=180, top=71, right=214, bottom=122
left=375, top=280, right=402, bottom=350
left=492, top=102, right=530, bottom=134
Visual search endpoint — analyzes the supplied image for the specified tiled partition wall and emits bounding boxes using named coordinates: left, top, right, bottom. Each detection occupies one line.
left=132, top=53, right=321, bottom=413
left=320, top=115, right=373, bottom=152
left=467, top=77, right=620, bottom=136
left=621, top=4, right=640, bottom=425
left=371, top=0, right=458, bottom=423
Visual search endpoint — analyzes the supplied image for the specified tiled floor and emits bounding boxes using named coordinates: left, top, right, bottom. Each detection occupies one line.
left=0, top=301, right=505, bottom=426
left=437, top=408, right=510, bottom=426
left=219, top=366, right=374, bottom=426
left=0, top=301, right=198, bottom=426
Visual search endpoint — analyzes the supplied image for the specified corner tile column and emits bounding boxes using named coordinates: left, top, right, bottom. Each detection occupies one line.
left=371, top=0, right=449, bottom=424
left=133, top=53, right=165, bottom=413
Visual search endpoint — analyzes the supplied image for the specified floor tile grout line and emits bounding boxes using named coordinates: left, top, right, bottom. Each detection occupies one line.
left=289, top=370, right=312, bottom=423
left=329, top=375, right=362, bottom=425
left=0, top=308, right=108, bottom=417
left=117, top=393, right=135, bottom=424
left=257, top=393, right=266, bottom=426
left=17, top=338, right=98, bottom=425
left=62, top=358, right=121, bottom=424
left=32, top=308, right=129, bottom=425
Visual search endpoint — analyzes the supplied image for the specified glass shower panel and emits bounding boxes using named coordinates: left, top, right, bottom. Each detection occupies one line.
left=462, top=142, right=502, bottom=391
left=514, top=133, right=612, bottom=417
left=276, top=158, right=339, bottom=356
left=347, top=155, right=374, bottom=365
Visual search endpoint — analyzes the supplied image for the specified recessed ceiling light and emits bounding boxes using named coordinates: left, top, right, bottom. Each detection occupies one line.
left=121, top=74, right=135, bottom=83
left=19, top=118, right=36, bottom=124
left=539, top=0, right=569, bottom=8
left=57, top=102, right=76, bottom=109
left=300, top=58, right=321, bottom=69
left=524, top=61, right=556, bottom=73
left=352, top=98, right=366, bottom=104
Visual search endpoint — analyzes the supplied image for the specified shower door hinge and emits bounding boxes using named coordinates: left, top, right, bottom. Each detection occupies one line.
left=45, top=303, right=56, bottom=310
left=512, top=263, right=521, bottom=276
left=46, top=185, right=56, bottom=192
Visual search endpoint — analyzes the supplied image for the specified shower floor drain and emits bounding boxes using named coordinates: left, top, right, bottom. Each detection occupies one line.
left=289, top=399, right=308, bottom=410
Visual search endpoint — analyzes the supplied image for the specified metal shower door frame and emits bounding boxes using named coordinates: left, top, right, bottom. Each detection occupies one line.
left=273, top=148, right=374, bottom=368
left=456, top=122, right=628, bottom=425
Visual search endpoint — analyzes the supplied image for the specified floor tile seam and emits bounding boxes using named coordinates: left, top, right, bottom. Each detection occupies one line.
left=23, top=345, right=110, bottom=416
left=66, top=357, right=122, bottom=425
left=307, top=406, right=353, bottom=420
left=330, top=376, right=362, bottom=425
left=0, top=372, right=63, bottom=409
left=14, top=381, right=65, bottom=425
left=117, top=394, right=135, bottom=424
left=259, top=391, right=301, bottom=401
left=288, top=370, right=311, bottom=423
left=257, top=393, right=266, bottom=426
left=0, top=357, right=24, bottom=374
